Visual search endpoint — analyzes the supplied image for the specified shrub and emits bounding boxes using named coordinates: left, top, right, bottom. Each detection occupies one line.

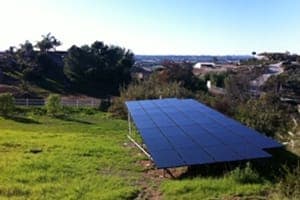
left=276, top=164, right=300, bottom=199
left=45, top=94, right=62, bottom=116
left=229, top=162, right=261, bottom=184
left=108, top=74, right=192, bottom=118
left=0, top=93, right=15, bottom=117
left=235, top=93, right=290, bottom=137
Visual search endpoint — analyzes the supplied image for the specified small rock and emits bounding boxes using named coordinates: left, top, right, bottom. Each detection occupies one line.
left=29, top=148, right=43, bottom=154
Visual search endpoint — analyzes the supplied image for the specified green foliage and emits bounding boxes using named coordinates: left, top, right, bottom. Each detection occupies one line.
left=0, top=93, right=15, bottom=117
left=45, top=94, right=62, bottom=117
left=204, top=71, right=228, bottom=88
left=229, top=163, right=261, bottom=184
left=224, top=74, right=252, bottom=104
left=275, top=164, right=300, bottom=199
left=0, top=35, right=134, bottom=97
left=108, top=74, right=192, bottom=118
left=62, top=106, right=98, bottom=115
left=35, top=33, right=61, bottom=52
left=160, top=62, right=207, bottom=91
left=264, top=63, right=300, bottom=99
left=64, top=41, right=134, bottom=95
left=235, top=93, right=290, bottom=136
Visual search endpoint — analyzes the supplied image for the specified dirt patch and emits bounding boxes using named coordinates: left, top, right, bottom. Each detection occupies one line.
left=135, top=159, right=188, bottom=199
left=125, top=141, right=190, bottom=199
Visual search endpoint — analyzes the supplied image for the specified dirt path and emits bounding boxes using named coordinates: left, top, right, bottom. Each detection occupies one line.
left=135, top=160, right=164, bottom=200
left=251, top=62, right=284, bottom=87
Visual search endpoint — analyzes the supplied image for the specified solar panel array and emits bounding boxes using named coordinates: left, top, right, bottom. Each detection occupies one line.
left=126, top=98, right=282, bottom=168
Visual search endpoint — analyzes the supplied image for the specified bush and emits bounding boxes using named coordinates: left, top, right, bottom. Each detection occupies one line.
left=45, top=94, right=62, bottom=116
left=229, top=162, right=261, bottom=184
left=108, top=74, right=193, bottom=118
left=0, top=93, right=15, bottom=117
left=235, top=93, right=290, bottom=137
left=275, top=164, right=300, bottom=199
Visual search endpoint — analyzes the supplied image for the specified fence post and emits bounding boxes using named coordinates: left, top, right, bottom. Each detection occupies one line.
left=26, top=98, right=29, bottom=106
left=76, top=99, right=79, bottom=108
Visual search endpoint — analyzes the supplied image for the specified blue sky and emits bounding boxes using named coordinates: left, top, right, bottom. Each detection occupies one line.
left=0, top=0, right=300, bottom=55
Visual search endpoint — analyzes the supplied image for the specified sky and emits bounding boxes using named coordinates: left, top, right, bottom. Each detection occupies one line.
left=0, top=0, right=300, bottom=55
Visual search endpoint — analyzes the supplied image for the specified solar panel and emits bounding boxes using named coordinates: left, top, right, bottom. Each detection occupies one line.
left=150, top=149, right=185, bottom=168
left=204, top=145, right=242, bottom=162
left=125, top=98, right=282, bottom=169
left=177, top=147, right=215, bottom=165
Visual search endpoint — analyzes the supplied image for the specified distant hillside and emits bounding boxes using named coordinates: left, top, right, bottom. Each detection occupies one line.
left=135, top=55, right=251, bottom=65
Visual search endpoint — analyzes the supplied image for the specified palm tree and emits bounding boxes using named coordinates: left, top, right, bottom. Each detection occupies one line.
left=35, top=33, right=61, bottom=53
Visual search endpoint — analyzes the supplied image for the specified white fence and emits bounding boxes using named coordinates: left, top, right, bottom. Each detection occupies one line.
left=14, top=98, right=109, bottom=108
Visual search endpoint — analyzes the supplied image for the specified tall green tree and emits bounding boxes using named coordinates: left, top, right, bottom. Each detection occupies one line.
left=64, top=41, right=134, bottom=95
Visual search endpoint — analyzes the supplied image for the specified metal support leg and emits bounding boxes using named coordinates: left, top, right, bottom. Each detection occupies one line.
left=128, top=112, right=132, bottom=136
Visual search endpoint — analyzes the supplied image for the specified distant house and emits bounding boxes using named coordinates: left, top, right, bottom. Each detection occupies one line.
left=193, top=62, right=216, bottom=69
left=130, top=66, right=152, bottom=80
left=150, top=65, right=165, bottom=71
left=130, top=65, right=166, bottom=80
left=255, top=55, right=269, bottom=60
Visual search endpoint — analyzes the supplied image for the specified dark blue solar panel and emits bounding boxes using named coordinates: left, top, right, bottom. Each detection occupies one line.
left=138, top=128, right=165, bottom=140
left=129, top=109, right=146, bottom=117
left=150, top=149, right=185, bottom=168
left=133, top=118, right=156, bottom=129
left=151, top=117, right=175, bottom=127
left=170, top=117, right=196, bottom=126
left=229, top=143, right=271, bottom=159
left=215, top=132, right=246, bottom=145
left=177, top=147, right=215, bottom=165
left=180, top=124, right=209, bottom=136
left=125, top=101, right=141, bottom=110
left=159, top=126, right=187, bottom=137
left=139, top=101, right=157, bottom=109
left=191, top=132, right=223, bottom=147
left=194, top=117, right=216, bottom=125
left=143, top=137, right=173, bottom=152
left=244, top=134, right=283, bottom=149
left=125, top=98, right=282, bottom=168
left=204, top=145, right=242, bottom=162
left=167, top=135, right=196, bottom=147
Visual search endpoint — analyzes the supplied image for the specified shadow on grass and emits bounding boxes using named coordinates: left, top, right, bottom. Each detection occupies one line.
left=5, top=115, right=40, bottom=124
left=55, top=115, right=94, bottom=125
left=177, top=147, right=300, bottom=182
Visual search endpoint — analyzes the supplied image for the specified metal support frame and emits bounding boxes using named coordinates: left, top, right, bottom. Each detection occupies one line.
left=127, top=111, right=177, bottom=176
left=163, top=168, right=175, bottom=178
left=127, top=112, right=152, bottom=159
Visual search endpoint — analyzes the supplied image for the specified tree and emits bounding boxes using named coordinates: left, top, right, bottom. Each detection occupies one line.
left=158, top=61, right=206, bottom=91
left=225, top=73, right=252, bottom=104
left=64, top=41, right=134, bottom=95
left=35, top=33, right=61, bottom=53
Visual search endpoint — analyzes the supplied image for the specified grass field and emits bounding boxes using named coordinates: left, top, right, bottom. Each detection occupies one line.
left=0, top=109, right=298, bottom=199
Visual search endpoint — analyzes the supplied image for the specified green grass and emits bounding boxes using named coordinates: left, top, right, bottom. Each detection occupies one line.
left=0, top=110, right=298, bottom=200
left=161, top=176, right=269, bottom=200
left=0, top=112, right=143, bottom=200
